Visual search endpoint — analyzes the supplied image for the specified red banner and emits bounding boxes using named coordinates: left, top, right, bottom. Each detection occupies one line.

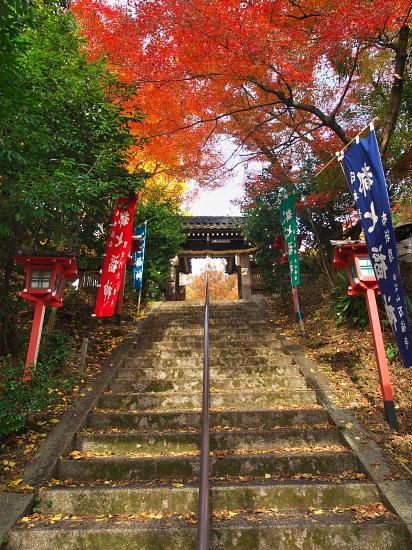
left=94, top=195, right=137, bottom=317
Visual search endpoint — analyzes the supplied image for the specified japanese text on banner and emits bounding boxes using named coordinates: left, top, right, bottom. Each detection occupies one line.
left=279, top=195, right=300, bottom=287
left=94, top=195, right=138, bottom=317
left=342, top=130, right=412, bottom=368
left=132, top=223, right=147, bottom=291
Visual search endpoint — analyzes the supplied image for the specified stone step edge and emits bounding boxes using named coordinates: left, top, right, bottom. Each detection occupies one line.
left=56, top=450, right=358, bottom=481
left=33, top=482, right=385, bottom=518
left=92, top=405, right=325, bottom=414
left=41, top=472, right=371, bottom=488
left=9, top=509, right=407, bottom=547
left=78, top=424, right=337, bottom=434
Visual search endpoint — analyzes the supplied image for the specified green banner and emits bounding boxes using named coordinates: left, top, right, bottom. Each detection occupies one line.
left=279, top=195, right=300, bottom=286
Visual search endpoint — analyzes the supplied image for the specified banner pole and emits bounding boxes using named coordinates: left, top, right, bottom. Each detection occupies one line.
left=137, top=290, right=142, bottom=314
left=292, top=285, right=305, bottom=336
left=79, top=273, right=100, bottom=374
left=115, top=267, right=127, bottom=326
left=79, top=314, right=95, bottom=376
left=315, top=118, right=379, bottom=178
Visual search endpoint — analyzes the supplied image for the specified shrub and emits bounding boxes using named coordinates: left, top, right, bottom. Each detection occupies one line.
left=329, top=273, right=369, bottom=328
left=0, top=331, right=75, bottom=440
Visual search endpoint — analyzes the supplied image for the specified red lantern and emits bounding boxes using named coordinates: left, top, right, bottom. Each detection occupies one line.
left=14, top=253, right=78, bottom=307
left=331, top=242, right=378, bottom=295
left=14, top=252, right=79, bottom=379
left=273, top=235, right=288, bottom=263
left=331, top=241, right=398, bottom=430
left=273, top=234, right=304, bottom=264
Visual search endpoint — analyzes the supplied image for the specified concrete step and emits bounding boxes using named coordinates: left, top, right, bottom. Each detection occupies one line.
left=129, top=347, right=283, bottom=358
left=135, top=333, right=281, bottom=345
left=7, top=298, right=409, bottom=550
left=149, top=312, right=269, bottom=321
left=152, top=320, right=270, bottom=329
left=160, top=299, right=257, bottom=307
left=109, top=374, right=307, bottom=393
left=122, top=355, right=296, bottom=369
left=57, top=449, right=358, bottom=482
left=148, top=319, right=271, bottom=329
left=86, top=408, right=330, bottom=431
left=75, top=428, right=341, bottom=454
left=135, top=326, right=277, bottom=338
left=35, top=480, right=381, bottom=516
left=7, top=513, right=409, bottom=550
left=117, top=364, right=300, bottom=380
left=97, top=389, right=317, bottom=411
left=136, top=338, right=282, bottom=350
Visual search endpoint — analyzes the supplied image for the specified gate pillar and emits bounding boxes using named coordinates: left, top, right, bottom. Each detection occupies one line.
left=238, top=253, right=252, bottom=299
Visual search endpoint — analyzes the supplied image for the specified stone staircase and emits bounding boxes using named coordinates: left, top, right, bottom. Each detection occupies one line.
left=5, top=300, right=411, bottom=549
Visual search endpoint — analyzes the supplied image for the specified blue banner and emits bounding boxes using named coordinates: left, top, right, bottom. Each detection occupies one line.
left=132, top=223, right=147, bottom=291
left=342, top=129, right=412, bottom=368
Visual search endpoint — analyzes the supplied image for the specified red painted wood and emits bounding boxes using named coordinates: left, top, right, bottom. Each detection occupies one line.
left=24, top=301, right=46, bottom=381
left=365, top=288, right=394, bottom=402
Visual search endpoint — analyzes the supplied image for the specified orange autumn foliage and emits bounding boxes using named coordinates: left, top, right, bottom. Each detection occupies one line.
left=71, top=0, right=412, bottom=188
left=183, top=261, right=238, bottom=301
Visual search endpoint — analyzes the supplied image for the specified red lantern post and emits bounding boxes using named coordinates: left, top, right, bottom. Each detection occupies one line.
left=331, top=241, right=398, bottom=430
left=14, top=252, right=78, bottom=380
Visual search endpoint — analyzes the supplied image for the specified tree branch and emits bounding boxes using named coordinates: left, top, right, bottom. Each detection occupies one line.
left=144, top=100, right=284, bottom=138
left=248, top=78, right=350, bottom=144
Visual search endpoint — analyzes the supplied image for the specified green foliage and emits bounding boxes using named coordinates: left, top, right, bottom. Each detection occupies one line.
left=38, top=330, right=73, bottom=365
left=0, top=3, right=148, bottom=355
left=384, top=342, right=399, bottom=361
left=135, top=199, right=186, bottom=299
left=0, top=0, right=36, bottom=60
left=240, top=159, right=353, bottom=294
left=404, top=290, right=412, bottom=317
left=0, top=7, right=146, bottom=250
left=0, top=331, right=74, bottom=440
left=329, top=274, right=369, bottom=328
left=240, top=186, right=285, bottom=294
left=294, top=158, right=355, bottom=267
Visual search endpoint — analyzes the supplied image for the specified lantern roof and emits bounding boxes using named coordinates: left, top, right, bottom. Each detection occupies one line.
left=330, top=240, right=369, bottom=269
left=14, top=252, right=79, bottom=280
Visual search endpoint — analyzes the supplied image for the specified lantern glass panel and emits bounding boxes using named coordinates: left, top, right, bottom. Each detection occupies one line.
left=54, top=273, right=62, bottom=292
left=358, top=257, right=374, bottom=277
left=350, top=262, right=357, bottom=281
left=30, top=269, right=52, bottom=289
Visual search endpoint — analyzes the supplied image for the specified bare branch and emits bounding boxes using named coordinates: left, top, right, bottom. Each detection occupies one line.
left=247, top=78, right=350, bottom=144
left=144, top=100, right=284, bottom=139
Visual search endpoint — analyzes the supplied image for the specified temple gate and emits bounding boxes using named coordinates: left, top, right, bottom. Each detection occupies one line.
left=166, top=216, right=264, bottom=301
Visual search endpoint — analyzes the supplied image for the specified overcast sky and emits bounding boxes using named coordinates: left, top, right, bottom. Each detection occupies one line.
left=185, top=179, right=243, bottom=216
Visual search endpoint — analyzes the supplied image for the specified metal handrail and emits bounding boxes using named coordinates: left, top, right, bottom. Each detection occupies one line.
left=197, top=274, right=210, bottom=550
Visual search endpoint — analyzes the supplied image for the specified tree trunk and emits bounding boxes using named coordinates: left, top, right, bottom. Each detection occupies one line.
left=0, top=256, right=19, bottom=356
left=307, top=215, right=334, bottom=286
left=380, top=25, right=410, bottom=157
left=44, top=237, right=75, bottom=334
